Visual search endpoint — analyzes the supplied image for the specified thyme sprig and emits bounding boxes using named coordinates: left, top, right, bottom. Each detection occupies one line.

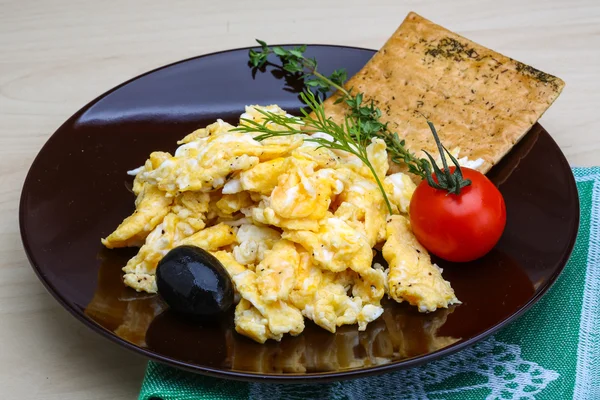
left=250, top=41, right=349, bottom=98
left=248, top=39, right=471, bottom=199
left=249, top=40, right=430, bottom=180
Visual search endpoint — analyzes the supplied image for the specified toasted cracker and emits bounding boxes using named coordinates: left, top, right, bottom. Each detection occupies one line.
left=322, top=12, right=564, bottom=174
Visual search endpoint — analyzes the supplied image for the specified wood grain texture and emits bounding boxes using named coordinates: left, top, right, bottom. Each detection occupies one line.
left=0, top=0, right=598, bottom=398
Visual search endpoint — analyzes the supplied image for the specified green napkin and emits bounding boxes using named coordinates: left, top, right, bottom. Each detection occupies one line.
left=139, top=167, right=600, bottom=400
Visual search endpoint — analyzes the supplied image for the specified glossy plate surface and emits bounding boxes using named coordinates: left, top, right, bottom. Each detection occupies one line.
left=19, top=46, right=579, bottom=382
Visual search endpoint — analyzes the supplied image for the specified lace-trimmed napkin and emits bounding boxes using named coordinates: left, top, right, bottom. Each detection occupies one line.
left=139, top=167, right=599, bottom=400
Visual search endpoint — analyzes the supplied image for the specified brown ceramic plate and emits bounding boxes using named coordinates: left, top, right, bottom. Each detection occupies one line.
left=20, top=45, right=578, bottom=382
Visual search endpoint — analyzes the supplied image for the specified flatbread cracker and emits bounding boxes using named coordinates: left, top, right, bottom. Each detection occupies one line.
left=322, top=12, right=565, bottom=174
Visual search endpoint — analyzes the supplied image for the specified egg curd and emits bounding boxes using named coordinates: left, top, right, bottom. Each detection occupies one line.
left=102, top=105, right=459, bottom=343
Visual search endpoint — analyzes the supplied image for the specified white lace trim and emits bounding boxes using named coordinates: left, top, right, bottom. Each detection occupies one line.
left=249, top=337, right=559, bottom=399
left=574, top=176, right=600, bottom=399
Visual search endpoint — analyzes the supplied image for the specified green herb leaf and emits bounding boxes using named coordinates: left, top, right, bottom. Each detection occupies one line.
left=272, top=46, right=288, bottom=57
left=329, top=68, right=348, bottom=87
left=256, top=39, right=268, bottom=49
left=289, top=49, right=304, bottom=58
left=283, top=62, right=303, bottom=73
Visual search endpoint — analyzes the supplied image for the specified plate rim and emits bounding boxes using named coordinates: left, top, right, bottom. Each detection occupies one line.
left=19, top=44, right=580, bottom=383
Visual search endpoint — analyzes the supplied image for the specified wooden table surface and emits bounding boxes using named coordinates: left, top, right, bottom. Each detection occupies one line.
left=1, top=0, right=598, bottom=398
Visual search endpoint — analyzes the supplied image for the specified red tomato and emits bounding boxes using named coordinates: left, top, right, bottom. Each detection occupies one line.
left=409, top=167, right=506, bottom=262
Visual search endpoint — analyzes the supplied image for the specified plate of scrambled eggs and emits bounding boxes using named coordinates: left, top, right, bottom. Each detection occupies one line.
left=20, top=43, right=578, bottom=381
left=102, top=105, right=460, bottom=343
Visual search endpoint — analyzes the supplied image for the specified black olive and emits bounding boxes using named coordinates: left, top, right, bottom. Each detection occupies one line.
left=156, top=245, right=233, bottom=318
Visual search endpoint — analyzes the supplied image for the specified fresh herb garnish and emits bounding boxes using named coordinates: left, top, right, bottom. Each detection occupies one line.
left=250, top=40, right=431, bottom=180
left=250, top=41, right=348, bottom=98
left=247, top=39, right=471, bottom=206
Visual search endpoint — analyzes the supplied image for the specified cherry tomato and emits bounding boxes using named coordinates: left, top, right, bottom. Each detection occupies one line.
left=409, top=167, right=506, bottom=262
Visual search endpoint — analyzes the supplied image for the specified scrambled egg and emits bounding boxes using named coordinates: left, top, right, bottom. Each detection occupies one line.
left=383, top=215, right=460, bottom=312
left=102, top=105, right=459, bottom=343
